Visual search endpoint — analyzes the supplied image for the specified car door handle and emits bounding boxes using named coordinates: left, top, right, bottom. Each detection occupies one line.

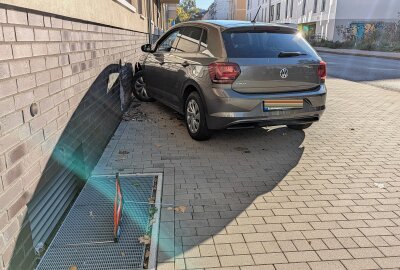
left=181, top=61, right=190, bottom=67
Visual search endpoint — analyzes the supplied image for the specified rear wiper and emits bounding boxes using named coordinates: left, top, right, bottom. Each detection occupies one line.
left=278, top=51, right=307, bottom=57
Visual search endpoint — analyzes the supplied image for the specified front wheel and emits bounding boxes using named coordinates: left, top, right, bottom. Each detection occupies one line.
left=132, top=70, right=154, bottom=102
left=185, top=92, right=211, bottom=141
left=287, top=123, right=313, bottom=130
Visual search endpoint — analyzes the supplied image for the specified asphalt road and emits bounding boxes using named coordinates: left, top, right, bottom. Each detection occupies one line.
left=319, top=52, right=400, bottom=92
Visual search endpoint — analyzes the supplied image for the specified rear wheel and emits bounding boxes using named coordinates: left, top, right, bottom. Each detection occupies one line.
left=132, top=70, right=154, bottom=102
left=185, top=92, right=211, bottom=141
left=287, top=123, right=313, bottom=130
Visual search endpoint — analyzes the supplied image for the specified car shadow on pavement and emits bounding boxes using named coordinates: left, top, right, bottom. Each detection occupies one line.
left=142, top=101, right=306, bottom=267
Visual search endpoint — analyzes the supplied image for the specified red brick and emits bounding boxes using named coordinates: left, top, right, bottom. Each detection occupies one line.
left=0, top=8, right=6, bottom=23
left=36, top=70, right=51, bottom=86
left=0, top=44, right=13, bottom=60
left=17, top=74, right=36, bottom=92
left=0, top=212, right=8, bottom=231
left=28, top=13, right=44, bottom=26
left=0, top=155, right=6, bottom=174
left=2, top=26, right=16, bottom=42
left=49, top=30, right=61, bottom=41
left=6, top=143, right=28, bottom=167
left=46, top=56, right=59, bottom=69
left=32, top=43, right=48, bottom=56
left=30, top=57, right=46, bottom=73
left=0, top=180, right=23, bottom=212
left=7, top=192, right=28, bottom=219
left=0, top=111, right=23, bottom=134
left=51, top=17, right=62, bottom=28
left=15, top=27, right=34, bottom=41
left=9, top=59, right=30, bottom=77
left=50, top=68, right=63, bottom=81
left=0, top=62, right=10, bottom=79
left=29, top=114, right=47, bottom=133
left=6, top=9, right=28, bottom=25
left=2, top=162, right=25, bottom=188
left=47, top=43, right=60, bottom=55
left=34, top=28, right=49, bottom=41
left=12, top=44, right=32, bottom=59
left=34, top=85, right=49, bottom=100
left=0, top=79, right=17, bottom=100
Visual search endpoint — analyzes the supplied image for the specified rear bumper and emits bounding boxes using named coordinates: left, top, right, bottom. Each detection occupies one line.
left=204, top=85, right=327, bottom=129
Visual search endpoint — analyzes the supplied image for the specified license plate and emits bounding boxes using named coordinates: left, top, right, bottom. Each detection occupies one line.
left=263, top=99, right=303, bottom=112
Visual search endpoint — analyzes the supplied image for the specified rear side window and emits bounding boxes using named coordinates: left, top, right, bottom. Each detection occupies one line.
left=199, top=30, right=208, bottom=52
left=175, top=27, right=203, bottom=53
left=222, top=31, right=318, bottom=58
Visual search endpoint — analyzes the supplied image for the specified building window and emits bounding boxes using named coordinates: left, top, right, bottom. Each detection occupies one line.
left=313, top=0, right=317, bottom=13
left=277, top=3, right=281, bottom=20
left=264, top=7, right=267, bottom=21
left=285, top=0, right=289, bottom=18
left=321, top=0, right=326, bottom=11
left=137, top=0, right=143, bottom=14
left=302, top=0, right=306, bottom=15
left=290, top=0, right=294, bottom=17
left=115, top=0, right=137, bottom=12
left=270, top=5, right=274, bottom=21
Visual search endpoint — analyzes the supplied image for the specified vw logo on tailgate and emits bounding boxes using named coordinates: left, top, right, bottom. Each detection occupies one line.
left=280, top=68, right=289, bottom=79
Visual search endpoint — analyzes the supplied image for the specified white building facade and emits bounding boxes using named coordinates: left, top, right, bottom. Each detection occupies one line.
left=203, top=0, right=232, bottom=20
left=246, top=0, right=400, bottom=41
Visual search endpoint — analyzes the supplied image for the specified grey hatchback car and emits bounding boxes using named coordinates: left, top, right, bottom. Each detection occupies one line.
left=133, top=20, right=326, bottom=140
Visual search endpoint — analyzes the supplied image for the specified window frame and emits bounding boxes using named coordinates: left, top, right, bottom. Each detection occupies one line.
left=285, top=0, right=289, bottom=18
left=276, top=3, right=281, bottom=20
left=290, top=0, right=294, bottom=17
left=114, top=0, right=137, bottom=13
left=176, top=26, right=204, bottom=53
left=156, top=26, right=208, bottom=54
left=321, top=0, right=326, bottom=11
left=270, top=5, right=275, bottom=21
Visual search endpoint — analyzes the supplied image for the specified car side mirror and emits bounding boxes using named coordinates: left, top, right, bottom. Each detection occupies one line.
left=141, top=44, right=153, bottom=53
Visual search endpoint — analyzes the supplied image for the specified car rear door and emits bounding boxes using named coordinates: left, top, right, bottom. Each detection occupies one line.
left=222, top=28, right=323, bottom=94
left=161, top=26, right=205, bottom=108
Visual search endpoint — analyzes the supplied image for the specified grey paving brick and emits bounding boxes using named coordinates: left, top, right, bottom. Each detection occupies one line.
left=88, top=77, right=400, bottom=269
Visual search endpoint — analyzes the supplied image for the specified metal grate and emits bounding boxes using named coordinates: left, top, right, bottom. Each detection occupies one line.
left=37, top=174, right=155, bottom=270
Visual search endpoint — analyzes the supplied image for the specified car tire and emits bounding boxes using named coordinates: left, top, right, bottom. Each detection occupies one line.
left=287, top=123, right=313, bottom=130
left=132, top=70, right=155, bottom=102
left=185, top=92, right=211, bottom=141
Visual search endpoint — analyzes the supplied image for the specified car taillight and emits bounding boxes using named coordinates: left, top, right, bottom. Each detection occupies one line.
left=318, top=61, right=327, bottom=81
left=208, top=62, right=241, bottom=84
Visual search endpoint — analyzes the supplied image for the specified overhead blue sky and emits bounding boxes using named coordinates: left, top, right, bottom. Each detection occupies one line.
left=196, top=0, right=213, bottom=10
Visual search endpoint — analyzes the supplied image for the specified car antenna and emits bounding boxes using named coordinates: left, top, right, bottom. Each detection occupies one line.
left=251, top=6, right=262, bottom=23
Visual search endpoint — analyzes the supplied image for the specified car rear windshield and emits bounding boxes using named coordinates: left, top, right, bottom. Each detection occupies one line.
left=222, top=31, right=318, bottom=58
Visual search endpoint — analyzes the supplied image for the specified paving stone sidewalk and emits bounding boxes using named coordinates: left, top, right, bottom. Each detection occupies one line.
left=92, top=78, right=400, bottom=270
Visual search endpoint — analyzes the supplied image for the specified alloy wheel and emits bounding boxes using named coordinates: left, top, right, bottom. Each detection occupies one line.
left=186, top=99, right=200, bottom=134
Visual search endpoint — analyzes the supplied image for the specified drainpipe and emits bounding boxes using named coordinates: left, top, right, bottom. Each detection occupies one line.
left=147, top=0, right=152, bottom=43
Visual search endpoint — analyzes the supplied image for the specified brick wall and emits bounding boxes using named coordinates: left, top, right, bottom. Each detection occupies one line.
left=0, top=5, right=147, bottom=269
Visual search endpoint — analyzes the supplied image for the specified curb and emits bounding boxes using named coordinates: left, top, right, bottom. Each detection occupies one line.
left=315, top=47, right=400, bottom=60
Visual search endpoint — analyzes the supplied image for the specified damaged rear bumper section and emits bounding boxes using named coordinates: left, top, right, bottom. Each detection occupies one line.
left=204, top=85, right=327, bottom=130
